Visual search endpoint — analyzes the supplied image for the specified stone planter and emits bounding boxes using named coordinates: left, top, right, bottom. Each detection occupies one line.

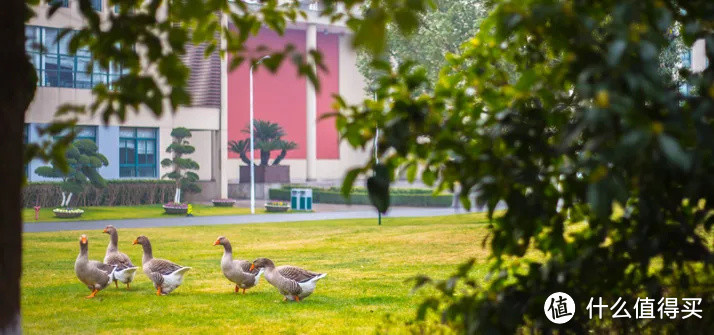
left=265, top=202, right=290, bottom=213
left=239, top=165, right=290, bottom=183
left=163, top=203, right=188, bottom=215
left=212, top=199, right=236, bottom=207
left=53, top=208, right=84, bottom=218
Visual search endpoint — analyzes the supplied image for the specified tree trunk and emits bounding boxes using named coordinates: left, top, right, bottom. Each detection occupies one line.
left=0, top=0, right=34, bottom=333
left=66, top=192, right=73, bottom=208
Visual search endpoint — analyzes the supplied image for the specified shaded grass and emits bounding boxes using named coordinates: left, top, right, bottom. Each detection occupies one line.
left=22, top=204, right=259, bottom=223
left=22, top=213, right=491, bottom=334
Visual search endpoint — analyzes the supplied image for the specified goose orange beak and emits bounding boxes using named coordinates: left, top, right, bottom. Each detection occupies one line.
left=132, top=239, right=138, bottom=245
left=81, top=236, right=87, bottom=244
left=213, top=239, right=220, bottom=246
left=249, top=264, right=255, bottom=271
left=102, top=228, right=108, bottom=233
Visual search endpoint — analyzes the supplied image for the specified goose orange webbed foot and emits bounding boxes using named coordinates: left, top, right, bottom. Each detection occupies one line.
left=235, top=285, right=239, bottom=293
left=86, top=289, right=98, bottom=299
left=242, top=289, right=246, bottom=295
left=156, top=287, right=162, bottom=296
left=294, top=296, right=300, bottom=302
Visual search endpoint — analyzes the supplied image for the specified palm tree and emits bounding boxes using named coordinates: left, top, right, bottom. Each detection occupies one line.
left=228, top=120, right=297, bottom=166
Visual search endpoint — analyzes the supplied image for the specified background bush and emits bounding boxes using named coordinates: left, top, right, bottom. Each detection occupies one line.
left=269, top=185, right=452, bottom=207
left=23, top=180, right=175, bottom=208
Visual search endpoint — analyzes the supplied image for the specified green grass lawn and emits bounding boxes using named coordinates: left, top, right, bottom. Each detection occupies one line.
left=22, top=204, right=258, bottom=222
left=22, top=213, right=490, bottom=334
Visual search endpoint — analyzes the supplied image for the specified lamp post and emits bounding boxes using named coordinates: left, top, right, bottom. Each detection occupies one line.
left=249, top=55, right=271, bottom=214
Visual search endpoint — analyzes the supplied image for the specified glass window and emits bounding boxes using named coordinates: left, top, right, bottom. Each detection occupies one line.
left=50, top=0, right=70, bottom=7
left=119, top=127, right=157, bottom=178
left=25, top=26, right=125, bottom=89
left=91, top=0, right=102, bottom=11
left=54, top=125, right=97, bottom=142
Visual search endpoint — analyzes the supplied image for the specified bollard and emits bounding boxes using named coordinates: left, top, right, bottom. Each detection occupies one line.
left=34, top=205, right=41, bottom=221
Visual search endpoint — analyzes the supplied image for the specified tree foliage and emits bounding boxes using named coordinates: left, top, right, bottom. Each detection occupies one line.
left=228, top=119, right=297, bottom=166
left=161, top=127, right=200, bottom=199
left=34, top=138, right=108, bottom=207
left=338, top=0, right=714, bottom=332
left=357, top=0, right=489, bottom=87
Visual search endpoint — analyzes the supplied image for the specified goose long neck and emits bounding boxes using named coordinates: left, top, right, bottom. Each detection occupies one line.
left=222, top=241, right=233, bottom=255
left=78, top=243, right=88, bottom=261
left=107, top=231, right=119, bottom=252
left=141, top=242, right=153, bottom=263
left=221, top=242, right=234, bottom=265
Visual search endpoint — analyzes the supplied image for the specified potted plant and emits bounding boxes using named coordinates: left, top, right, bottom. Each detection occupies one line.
left=162, top=202, right=189, bottom=214
left=229, top=120, right=297, bottom=183
left=211, top=198, right=236, bottom=207
left=161, top=127, right=201, bottom=214
left=35, top=139, right=108, bottom=218
left=265, top=201, right=290, bottom=212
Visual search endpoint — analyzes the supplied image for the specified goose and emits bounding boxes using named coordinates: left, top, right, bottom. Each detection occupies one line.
left=102, top=225, right=138, bottom=289
left=250, top=257, right=326, bottom=302
left=133, top=235, right=191, bottom=295
left=75, top=234, right=117, bottom=299
left=213, top=236, right=263, bottom=294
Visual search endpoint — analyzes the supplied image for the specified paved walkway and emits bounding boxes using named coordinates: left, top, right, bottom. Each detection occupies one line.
left=24, top=207, right=476, bottom=233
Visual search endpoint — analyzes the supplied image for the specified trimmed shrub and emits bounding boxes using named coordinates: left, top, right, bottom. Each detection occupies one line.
left=22, top=180, right=175, bottom=208
left=268, top=187, right=452, bottom=207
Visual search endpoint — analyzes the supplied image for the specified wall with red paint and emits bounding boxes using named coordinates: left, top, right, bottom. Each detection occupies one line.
left=227, top=28, right=340, bottom=161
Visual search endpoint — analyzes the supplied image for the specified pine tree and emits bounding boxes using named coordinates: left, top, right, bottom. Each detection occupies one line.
left=161, top=127, right=201, bottom=203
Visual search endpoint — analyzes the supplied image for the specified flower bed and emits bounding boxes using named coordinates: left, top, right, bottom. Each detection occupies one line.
left=265, top=201, right=289, bottom=213
left=53, top=208, right=85, bottom=218
left=163, top=202, right=188, bottom=215
left=211, top=198, right=236, bottom=207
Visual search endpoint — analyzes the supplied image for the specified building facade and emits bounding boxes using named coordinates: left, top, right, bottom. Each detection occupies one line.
left=25, top=0, right=369, bottom=200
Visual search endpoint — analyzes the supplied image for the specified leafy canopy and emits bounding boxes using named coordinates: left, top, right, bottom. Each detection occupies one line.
left=35, top=139, right=109, bottom=199
left=338, top=0, right=714, bottom=332
left=161, top=127, right=201, bottom=195
left=228, top=120, right=297, bottom=166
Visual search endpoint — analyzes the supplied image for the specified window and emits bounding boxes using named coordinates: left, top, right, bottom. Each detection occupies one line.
left=54, top=125, right=97, bottom=142
left=91, top=0, right=102, bottom=11
left=119, top=127, right=157, bottom=177
left=50, top=0, right=69, bottom=8
left=25, top=26, right=127, bottom=89
left=24, top=124, right=29, bottom=177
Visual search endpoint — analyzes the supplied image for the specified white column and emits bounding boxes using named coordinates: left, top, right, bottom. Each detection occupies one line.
left=305, top=24, right=318, bottom=181
left=692, top=39, right=707, bottom=73
left=219, top=12, right=229, bottom=198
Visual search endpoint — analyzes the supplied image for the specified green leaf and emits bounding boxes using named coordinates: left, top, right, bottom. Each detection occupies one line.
left=367, top=164, right=390, bottom=213
left=658, top=134, right=692, bottom=170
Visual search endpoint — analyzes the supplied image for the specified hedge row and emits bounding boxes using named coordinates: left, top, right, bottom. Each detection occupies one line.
left=23, top=180, right=176, bottom=208
left=277, top=184, right=444, bottom=195
left=268, top=188, right=453, bottom=207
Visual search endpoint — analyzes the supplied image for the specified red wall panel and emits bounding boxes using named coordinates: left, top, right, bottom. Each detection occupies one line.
left=316, top=32, right=340, bottom=159
left=227, top=28, right=341, bottom=160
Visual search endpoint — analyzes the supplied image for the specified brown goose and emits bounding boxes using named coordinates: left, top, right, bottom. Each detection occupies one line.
left=250, top=258, right=326, bottom=302
left=213, top=236, right=263, bottom=294
left=102, top=225, right=138, bottom=289
left=133, top=235, right=191, bottom=295
left=75, top=234, right=117, bottom=299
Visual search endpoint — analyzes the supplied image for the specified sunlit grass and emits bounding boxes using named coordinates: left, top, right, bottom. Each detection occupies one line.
left=22, top=213, right=490, bottom=334
left=22, top=204, right=259, bottom=223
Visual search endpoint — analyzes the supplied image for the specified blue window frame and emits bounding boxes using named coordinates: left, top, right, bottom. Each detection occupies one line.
left=24, top=124, right=29, bottom=177
left=25, top=26, right=126, bottom=89
left=91, top=0, right=102, bottom=11
left=54, top=125, right=97, bottom=142
left=119, top=127, right=157, bottom=178
left=51, top=0, right=69, bottom=7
